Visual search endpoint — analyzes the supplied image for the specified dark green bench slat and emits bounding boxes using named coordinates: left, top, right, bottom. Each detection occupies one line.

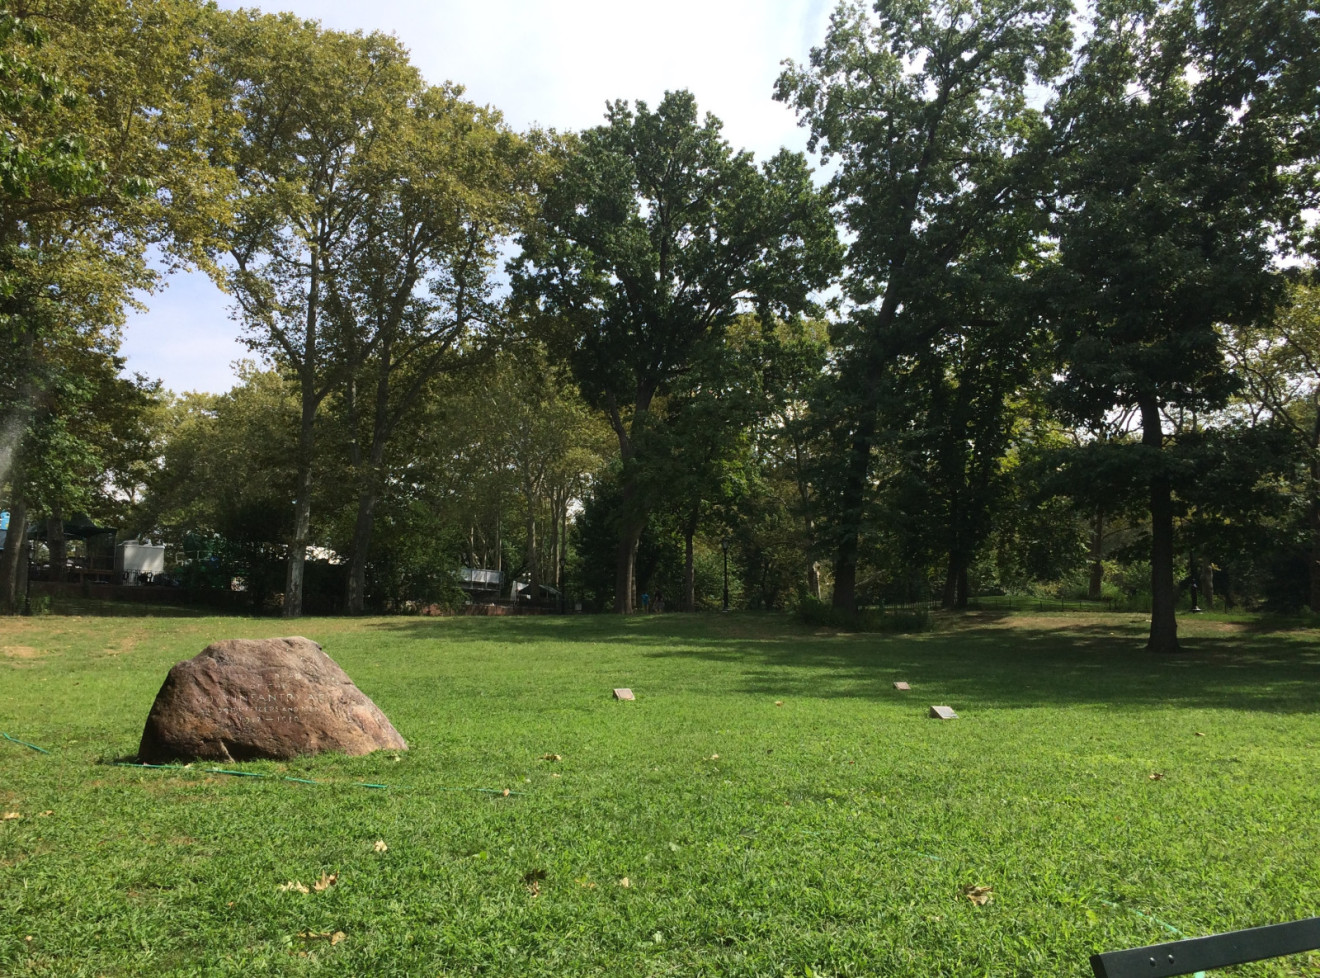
left=1090, top=917, right=1320, bottom=978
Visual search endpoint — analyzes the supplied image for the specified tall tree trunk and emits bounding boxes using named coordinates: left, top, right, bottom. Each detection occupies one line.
left=1140, top=396, right=1179, bottom=653
left=832, top=409, right=878, bottom=613
left=941, top=552, right=970, bottom=610
left=285, top=391, right=316, bottom=619
left=47, top=505, right=66, bottom=583
left=285, top=250, right=322, bottom=619
left=525, top=505, right=539, bottom=605
left=0, top=498, right=27, bottom=614
left=346, top=488, right=377, bottom=614
left=683, top=508, right=698, bottom=612
left=1310, top=452, right=1320, bottom=612
left=1198, top=557, right=1214, bottom=611
left=613, top=518, right=643, bottom=614
left=607, top=397, right=649, bottom=614
left=1088, top=508, right=1104, bottom=601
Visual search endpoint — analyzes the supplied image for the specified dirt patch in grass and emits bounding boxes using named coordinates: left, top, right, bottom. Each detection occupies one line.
left=101, top=635, right=141, bottom=655
left=1, top=645, right=45, bottom=659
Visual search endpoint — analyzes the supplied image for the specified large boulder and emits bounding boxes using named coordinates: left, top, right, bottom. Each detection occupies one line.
left=138, top=637, right=407, bottom=763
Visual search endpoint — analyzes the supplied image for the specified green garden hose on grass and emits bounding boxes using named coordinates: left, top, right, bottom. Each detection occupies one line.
left=2, top=732, right=50, bottom=753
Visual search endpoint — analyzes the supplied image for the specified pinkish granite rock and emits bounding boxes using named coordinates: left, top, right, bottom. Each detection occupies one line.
left=138, top=637, right=406, bottom=763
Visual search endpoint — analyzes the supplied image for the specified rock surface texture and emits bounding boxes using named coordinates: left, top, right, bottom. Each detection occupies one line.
left=137, top=637, right=407, bottom=763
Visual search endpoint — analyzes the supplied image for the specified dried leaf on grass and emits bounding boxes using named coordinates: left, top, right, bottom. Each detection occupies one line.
left=373, top=840, right=388, bottom=853
left=1149, top=772, right=1165, bottom=781
left=576, top=877, right=597, bottom=889
left=617, top=877, right=631, bottom=888
left=501, top=788, right=511, bottom=797
left=707, top=753, right=720, bottom=761
left=522, top=869, right=547, bottom=897
left=540, top=753, right=562, bottom=762
left=2, top=812, right=21, bottom=821
left=298, top=930, right=345, bottom=945
left=313, top=872, right=338, bottom=892
left=278, top=881, right=310, bottom=894
left=39, top=810, right=53, bottom=817
left=775, top=701, right=784, bottom=707
left=963, top=884, right=993, bottom=906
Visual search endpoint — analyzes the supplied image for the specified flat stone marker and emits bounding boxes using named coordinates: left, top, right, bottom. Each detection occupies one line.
left=893, top=681, right=911, bottom=690
left=613, top=688, right=635, bottom=700
left=929, top=705, right=958, bottom=720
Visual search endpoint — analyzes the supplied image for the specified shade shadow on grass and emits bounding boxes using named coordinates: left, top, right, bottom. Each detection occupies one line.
left=364, top=611, right=1320, bottom=715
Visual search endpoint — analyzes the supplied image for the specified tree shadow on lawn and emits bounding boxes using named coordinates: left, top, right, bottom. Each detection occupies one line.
left=366, top=614, right=1320, bottom=715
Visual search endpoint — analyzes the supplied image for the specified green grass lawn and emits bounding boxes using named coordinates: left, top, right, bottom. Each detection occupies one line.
left=2, top=609, right=1319, bottom=976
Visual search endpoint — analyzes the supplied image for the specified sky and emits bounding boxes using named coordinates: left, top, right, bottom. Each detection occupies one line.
left=118, top=0, right=837, bottom=395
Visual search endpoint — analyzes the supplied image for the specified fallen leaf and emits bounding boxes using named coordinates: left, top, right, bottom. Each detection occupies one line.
left=330, top=931, right=345, bottom=946
left=708, top=753, right=720, bottom=761
left=551, top=772, right=561, bottom=778
left=39, top=811, right=53, bottom=817
left=1149, top=772, right=1165, bottom=781
left=502, top=788, right=511, bottom=797
left=373, top=840, right=388, bottom=853
left=1195, top=732, right=1206, bottom=737
left=540, top=753, right=562, bottom=762
left=576, top=877, right=597, bottom=889
left=312, top=872, right=337, bottom=892
left=618, top=877, right=631, bottom=888
left=227, top=901, right=235, bottom=907
left=2, top=812, right=21, bottom=821
left=775, top=701, right=784, bottom=707
left=963, top=884, right=994, bottom=906
left=523, top=868, right=546, bottom=897
left=278, top=881, right=309, bottom=894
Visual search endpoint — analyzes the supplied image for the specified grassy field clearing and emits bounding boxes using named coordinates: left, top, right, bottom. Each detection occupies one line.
left=2, top=610, right=1318, bottom=976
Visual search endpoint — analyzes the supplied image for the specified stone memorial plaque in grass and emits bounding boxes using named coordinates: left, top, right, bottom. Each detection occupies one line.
left=929, top=705, right=958, bottom=720
left=613, top=688, right=635, bottom=700
left=894, top=681, right=911, bottom=690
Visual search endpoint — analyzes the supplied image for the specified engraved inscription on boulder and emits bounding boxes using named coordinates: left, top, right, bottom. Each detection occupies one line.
left=137, top=637, right=407, bottom=763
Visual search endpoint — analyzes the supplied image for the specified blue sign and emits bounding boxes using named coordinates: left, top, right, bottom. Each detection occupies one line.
left=0, top=511, right=8, bottom=531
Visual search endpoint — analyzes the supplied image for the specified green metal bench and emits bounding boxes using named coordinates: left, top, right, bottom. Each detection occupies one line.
left=1090, top=916, right=1320, bottom=977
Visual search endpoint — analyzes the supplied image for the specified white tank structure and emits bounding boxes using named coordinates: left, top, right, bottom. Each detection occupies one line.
left=116, top=541, right=166, bottom=585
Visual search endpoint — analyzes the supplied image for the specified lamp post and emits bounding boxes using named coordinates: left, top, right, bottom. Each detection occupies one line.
left=721, top=536, right=730, bottom=613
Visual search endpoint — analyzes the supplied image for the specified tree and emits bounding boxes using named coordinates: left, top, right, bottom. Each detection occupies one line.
left=1225, top=278, right=1320, bottom=609
left=217, top=13, right=422, bottom=616
left=776, top=0, right=1074, bottom=612
left=328, top=85, right=532, bottom=614
left=1, top=0, right=229, bottom=611
left=514, top=90, right=839, bottom=612
left=138, top=366, right=300, bottom=609
left=1046, top=0, right=1320, bottom=651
